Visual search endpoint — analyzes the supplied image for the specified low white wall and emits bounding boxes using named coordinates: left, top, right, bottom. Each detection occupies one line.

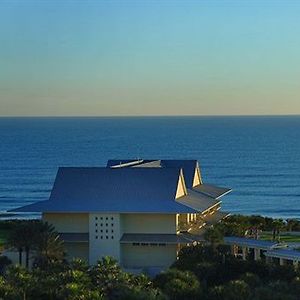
left=121, top=244, right=177, bottom=268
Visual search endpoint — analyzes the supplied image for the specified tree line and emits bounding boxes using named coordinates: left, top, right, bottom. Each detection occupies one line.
left=0, top=216, right=300, bottom=299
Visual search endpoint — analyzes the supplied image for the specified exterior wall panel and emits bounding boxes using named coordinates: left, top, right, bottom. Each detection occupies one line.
left=121, top=214, right=176, bottom=234
left=121, top=244, right=177, bottom=268
left=42, top=213, right=89, bottom=233
left=89, top=213, right=121, bottom=265
left=65, top=242, right=89, bottom=262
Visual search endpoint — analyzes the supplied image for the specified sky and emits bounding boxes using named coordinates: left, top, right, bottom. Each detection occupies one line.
left=0, top=0, right=300, bottom=116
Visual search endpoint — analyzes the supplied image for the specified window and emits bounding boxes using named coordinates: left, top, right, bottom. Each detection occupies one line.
left=106, top=217, right=108, bottom=220
left=141, top=243, right=148, bottom=246
left=95, top=236, right=98, bottom=239
left=133, top=243, right=140, bottom=246
left=111, top=230, right=114, bottom=233
left=111, top=217, right=114, bottom=220
left=158, top=243, right=166, bottom=247
left=95, top=217, right=98, bottom=220
left=106, top=236, right=109, bottom=239
left=111, top=236, right=114, bottom=239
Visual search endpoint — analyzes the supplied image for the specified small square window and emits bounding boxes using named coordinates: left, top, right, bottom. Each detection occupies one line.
left=106, top=217, right=108, bottom=220
left=100, top=236, right=103, bottom=239
left=111, top=230, right=114, bottom=233
left=100, top=223, right=103, bottom=227
left=95, top=229, right=98, bottom=233
left=95, top=236, right=98, bottom=239
left=95, top=223, right=98, bottom=226
left=106, top=236, right=109, bottom=239
left=106, top=229, right=108, bottom=233
left=106, top=223, right=108, bottom=227
left=111, top=236, right=114, bottom=239
left=111, top=217, right=114, bottom=220
left=95, top=217, right=98, bottom=220
left=100, top=217, right=103, bottom=220
left=111, top=223, right=114, bottom=227
left=100, top=229, right=103, bottom=233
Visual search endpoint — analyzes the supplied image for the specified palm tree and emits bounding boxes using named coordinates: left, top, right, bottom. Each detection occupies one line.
left=248, top=216, right=265, bottom=239
left=90, top=256, right=129, bottom=297
left=7, top=225, right=24, bottom=266
left=204, top=227, right=223, bottom=252
left=272, top=219, right=285, bottom=242
left=33, top=222, right=65, bottom=269
left=6, top=265, right=34, bottom=300
left=7, top=221, right=37, bottom=267
left=287, top=219, right=298, bottom=232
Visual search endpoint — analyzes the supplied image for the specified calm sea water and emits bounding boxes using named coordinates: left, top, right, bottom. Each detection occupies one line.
left=0, top=116, right=299, bottom=219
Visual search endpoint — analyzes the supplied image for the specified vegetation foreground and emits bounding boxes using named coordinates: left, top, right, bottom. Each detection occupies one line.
left=0, top=215, right=300, bottom=300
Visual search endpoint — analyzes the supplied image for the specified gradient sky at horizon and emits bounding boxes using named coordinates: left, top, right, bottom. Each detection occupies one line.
left=1, top=0, right=300, bottom=116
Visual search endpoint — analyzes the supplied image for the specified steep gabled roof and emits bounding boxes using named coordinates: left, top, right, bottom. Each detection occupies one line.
left=107, top=159, right=198, bottom=188
left=160, top=160, right=198, bottom=189
left=10, top=167, right=198, bottom=213
left=176, top=189, right=220, bottom=213
left=194, top=184, right=232, bottom=199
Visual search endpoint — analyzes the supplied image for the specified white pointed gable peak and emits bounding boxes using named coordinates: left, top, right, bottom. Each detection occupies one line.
left=175, top=168, right=188, bottom=199
left=193, top=161, right=203, bottom=187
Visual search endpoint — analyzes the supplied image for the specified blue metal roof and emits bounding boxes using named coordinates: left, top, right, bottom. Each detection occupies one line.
left=160, top=160, right=198, bottom=189
left=194, top=184, right=232, bottom=199
left=10, top=167, right=198, bottom=213
left=107, top=159, right=198, bottom=188
left=224, top=237, right=277, bottom=250
left=265, top=249, right=300, bottom=260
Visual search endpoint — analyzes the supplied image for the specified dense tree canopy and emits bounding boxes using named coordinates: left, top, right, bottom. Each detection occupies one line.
left=1, top=215, right=300, bottom=299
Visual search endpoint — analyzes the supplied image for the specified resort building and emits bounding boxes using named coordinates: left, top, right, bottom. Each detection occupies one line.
left=225, top=236, right=300, bottom=268
left=11, top=159, right=231, bottom=272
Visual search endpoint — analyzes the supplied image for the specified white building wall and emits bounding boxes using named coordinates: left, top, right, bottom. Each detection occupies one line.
left=121, top=214, right=176, bottom=234
left=42, top=213, right=89, bottom=233
left=65, top=242, right=89, bottom=262
left=89, top=213, right=121, bottom=265
left=121, top=244, right=177, bottom=269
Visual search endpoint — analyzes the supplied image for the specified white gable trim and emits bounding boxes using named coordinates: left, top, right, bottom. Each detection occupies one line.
left=175, top=169, right=187, bottom=199
left=193, top=162, right=202, bottom=187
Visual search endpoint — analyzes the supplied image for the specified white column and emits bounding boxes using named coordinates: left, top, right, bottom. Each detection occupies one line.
left=293, top=260, right=299, bottom=269
left=279, top=258, right=285, bottom=266
left=231, top=245, right=235, bottom=256
left=242, top=247, right=247, bottom=260
left=254, top=248, right=261, bottom=261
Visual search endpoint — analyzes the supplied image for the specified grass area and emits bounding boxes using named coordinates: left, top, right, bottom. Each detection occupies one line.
left=260, top=233, right=300, bottom=243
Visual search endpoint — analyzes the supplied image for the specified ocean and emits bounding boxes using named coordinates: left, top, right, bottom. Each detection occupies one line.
left=0, top=116, right=299, bottom=219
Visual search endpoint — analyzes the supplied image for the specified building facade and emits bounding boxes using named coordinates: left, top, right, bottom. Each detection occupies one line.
left=12, top=159, right=231, bottom=272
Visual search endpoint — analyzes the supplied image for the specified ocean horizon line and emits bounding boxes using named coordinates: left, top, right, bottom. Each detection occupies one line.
left=0, top=114, right=300, bottom=119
